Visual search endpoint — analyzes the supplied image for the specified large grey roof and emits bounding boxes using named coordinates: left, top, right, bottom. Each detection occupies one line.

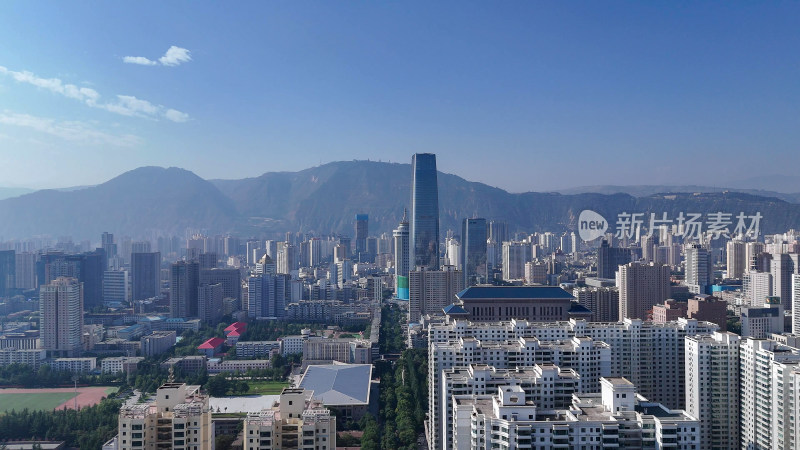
left=299, top=364, right=372, bottom=405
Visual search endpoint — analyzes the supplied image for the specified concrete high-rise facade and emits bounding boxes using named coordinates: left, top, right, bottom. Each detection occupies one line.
left=0, top=250, right=15, bottom=296
left=393, top=210, right=410, bottom=299
left=573, top=286, right=619, bottom=322
left=771, top=253, right=799, bottom=310
left=684, top=332, right=740, bottom=450
left=743, top=270, right=772, bottom=306
left=727, top=239, right=747, bottom=279
left=685, top=243, right=712, bottom=294
left=14, top=251, right=36, bottom=291
left=131, top=252, right=160, bottom=301
left=200, top=267, right=241, bottom=305
left=410, top=153, right=440, bottom=271
left=243, top=388, right=335, bottom=450
left=248, top=273, right=290, bottom=319
left=461, top=218, right=487, bottom=287
left=116, top=383, right=212, bottom=450
left=617, top=262, right=671, bottom=320
left=170, top=260, right=199, bottom=318
left=103, top=269, right=129, bottom=304
left=501, top=241, right=528, bottom=281
left=40, top=277, right=84, bottom=357
left=354, top=213, right=368, bottom=261
left=409, top=266, right=463, bottom=322
left=794, top=274, right=800, bottom=335
left=487, top=220, right=508, bottom=248
left=739, top=338, right=800, bottom=450
left=198, top=283, right=223, bottom=325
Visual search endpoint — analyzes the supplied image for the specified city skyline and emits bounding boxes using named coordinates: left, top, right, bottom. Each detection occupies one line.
left=1, top=2, right=799, bottom=192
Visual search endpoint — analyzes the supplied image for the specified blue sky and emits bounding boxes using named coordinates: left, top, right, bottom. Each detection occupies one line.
left=0, top=1, right=798, bottom=192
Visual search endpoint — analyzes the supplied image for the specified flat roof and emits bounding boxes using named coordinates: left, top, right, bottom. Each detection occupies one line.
left=457, top=286, right=574, bottom=300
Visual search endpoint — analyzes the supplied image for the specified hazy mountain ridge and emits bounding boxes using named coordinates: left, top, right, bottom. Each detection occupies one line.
left=557, top=184, right=800, bottom=203
left=1, top=161, right=800, bottom=240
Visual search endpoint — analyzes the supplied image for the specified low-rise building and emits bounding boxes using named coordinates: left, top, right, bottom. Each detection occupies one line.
left=140, top=331, right=176, bottom=357
left=235, top=341, right=280, bottom=359
left=0, top=348, right=47, bottom=368
left=161, top=356, right=207, bottom=372
left=101, top=356, right=144, bottom=374
left=298, top=364, right=375, bottom=422
left=207, top=359, right=270, bottom=374
left=198, top=337, right=226, bottom=358
left=51, top=357, right=97, bottom=373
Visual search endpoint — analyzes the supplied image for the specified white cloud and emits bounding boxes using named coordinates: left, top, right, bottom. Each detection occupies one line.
left=0, top=65, right=100, bottom=103
left=0, top=112, right=140, bottom=146
left=159, top=46, right=192, bottom=66
left=123, top=56, right=157, bottom=66
left=164, top=108, right=190, bottom=123
left=0, top=65, right=190, bottom=122
left=123, top=45, right=192, bottom=67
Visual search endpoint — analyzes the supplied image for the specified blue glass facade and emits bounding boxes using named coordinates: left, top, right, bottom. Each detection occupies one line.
left=410, top=153, right=440, bottom=270
left=461, top=218, right=487, bottom=286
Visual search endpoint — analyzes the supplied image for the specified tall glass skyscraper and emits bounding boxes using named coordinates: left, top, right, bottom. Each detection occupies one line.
left=410, top=153, right=440, bottom=270
left=461, top=218, right=487, bottom=286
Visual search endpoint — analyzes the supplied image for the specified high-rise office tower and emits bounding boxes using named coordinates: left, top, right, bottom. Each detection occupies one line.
left=488, top=220, right=508, bottom=247
left=276, top=241, right=297, bottom=275
left=265, top=240, right=278, bottom=260
left=501, top=241, right=528, bottom=281
left=617, top=262, right=671, bottom=320
left=393, top=210, right=410, bottom=300
left=131, top=241, right=151, bottom=254
left=559, top=232, right=572, bottom=254
left=200, top=268, right=242, bottom=306
left=409, top=266, right=463, bottom=322
left=0, top=250, right=15, bottom=296
left=685, top=243, right=712, bottom=294
left=355, top=213, right=368, bottom=261
left=246, top=240, right=263, bottom=266
left=247, top=273, right=290, bottom=319
left=223, top=235, right=239, bottom=257
left=597, top=239, right=631, bottom=279
left=198, top=252, right=217, bottom=270
left=198, top=283, right=223, bottom=325
left=103, top=269, right=129, bottom=304
left=445, top=237, right=460, bottom=269
left=14, top=252, right=36, bottom=291
left=131, top=252, right=161, bottom=301
left=743, top=270, right=772, bottom=306
left=40, top=277, right=84, bottom=357
left=746, top=241, right=765, bottom=270
left=685, top=332, right=740, bottom=450
left=727, top=239, right=747, bottom=279
left=170, top=260, right=199, bottom=318
left=101, top=232, right=117, bottom=264
left=771, top=253, right=799, bottom=310
left=410, top=153, right=440, bottom=271
left=461, top=218, right=487, bottom=287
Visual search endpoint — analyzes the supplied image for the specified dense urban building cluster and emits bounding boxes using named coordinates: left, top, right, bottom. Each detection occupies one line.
left=3, top=152, right=800, bottom=449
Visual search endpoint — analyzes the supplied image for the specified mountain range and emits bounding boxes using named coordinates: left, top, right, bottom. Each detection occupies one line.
left=0, top=161, right=799, bottom=241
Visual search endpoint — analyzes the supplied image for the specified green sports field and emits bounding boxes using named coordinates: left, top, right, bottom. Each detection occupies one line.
left=0, top=392, right=78, bottom=412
